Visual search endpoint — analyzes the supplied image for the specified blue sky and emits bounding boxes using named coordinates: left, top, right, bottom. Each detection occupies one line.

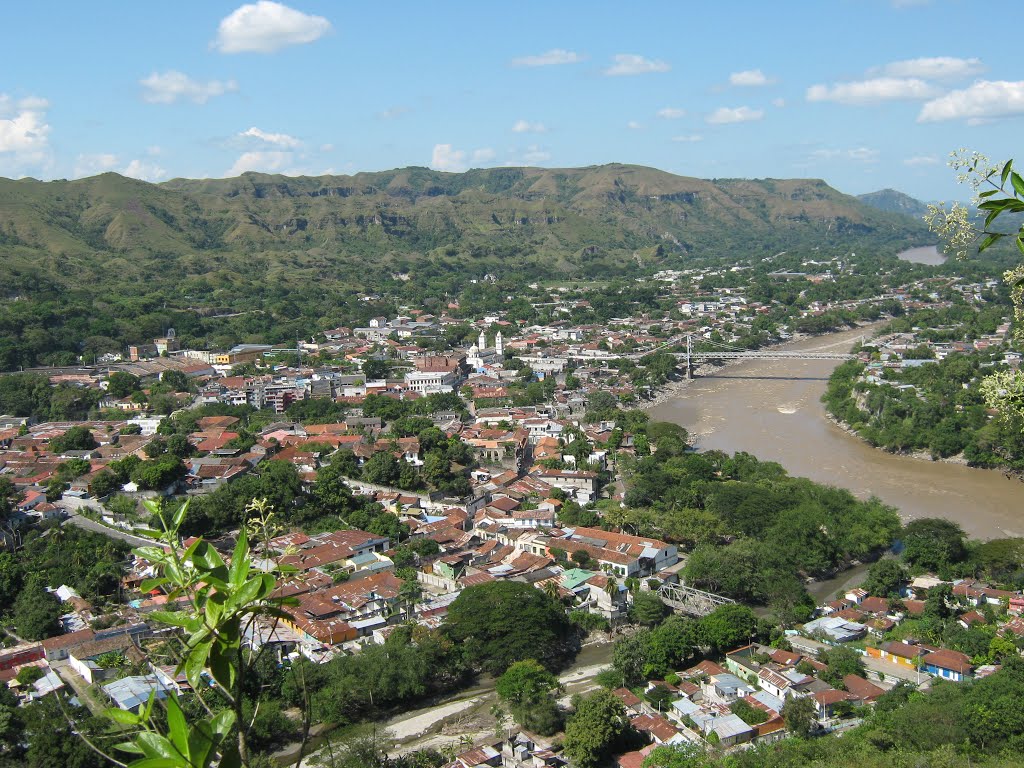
left=1, top=0, right=1021, bottom=201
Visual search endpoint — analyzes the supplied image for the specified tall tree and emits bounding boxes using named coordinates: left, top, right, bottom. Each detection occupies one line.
left=495, top=659, right=563, bottom=735
left=563, top=689, right=630, bottom=768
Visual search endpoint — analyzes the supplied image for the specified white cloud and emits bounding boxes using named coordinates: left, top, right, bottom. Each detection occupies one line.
left=430, top=144, right=467, bottom=172
left=880, top=56, right=984, bottom=81
left=603, top=54, right=670, bottom=76
left=0, top=103, right=50, bottom=153
left=73, top=153, right=167, bottom=181
left=656, top=107, right=685, bottom=119
left=806, top=77, right=939, bottom=105
left=472, top=148, right=496, bottom=163
left=903, top=155, right=939, bottom=166
left=73, top=153, right=119, bottom=177
left=123, top=159, right=167, bottom=182
left=627, top=120, right=642, bottom=130
left=214, top=1, right=331, bottom=54
left=239, top=126, right=300, bottom=147
left=706, top=106, right=764, bottom=124
left=671, top=134, right=703, bottom=143
left=0, top=94, right=52, bottom=175
left=141, top=71, right=238, bottom=104
left=512, top=119, right=547, bottom=133
left=227, top=150, right=293, bottom=175
left=511, top=49, right=583, bottom=67
left=522, top=145, right=551, bottom=164
left=729, top=69, right=773, bottom=87
left=810, top=147, right=880, bottom=163
left=772, top=98, right=786, bottom=108
left=918, top=80, right=1024, bottom=123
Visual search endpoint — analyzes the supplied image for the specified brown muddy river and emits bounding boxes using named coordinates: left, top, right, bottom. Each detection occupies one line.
left=649, top=325, right=1022, bottom=540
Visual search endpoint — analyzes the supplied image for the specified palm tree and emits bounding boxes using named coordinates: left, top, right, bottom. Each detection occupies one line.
left=397, top=579, right=422, bottom=620
left=542, top=579, right=561, bottom=602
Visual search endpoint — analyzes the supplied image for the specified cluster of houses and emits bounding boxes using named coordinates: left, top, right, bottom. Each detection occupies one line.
left=603, top=573, right=1024, bottom=765
left=608, top=640, right=892, bottom=766
left=856, top=319, right=1017, bottom=388
left=798, top=575, right=1024, bottom=685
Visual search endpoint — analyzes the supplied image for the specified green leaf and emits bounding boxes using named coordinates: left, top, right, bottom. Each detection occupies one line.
left=1002, top=159, right=1014, bottom=186
left=1016, top=236, right=1024, bottom=258
left=105, top=707, right=142, bottom=726
left=139, top=578, right=169, bottom=593
left=979, top=189, right=1000, bottom=198
left=979, top=233, right=1004, bottom=252
left=209, top=644, right=237, bottom=690
left=149, top=611, right=201, bottom=631
left=172, top=499, right=189, bottom=529
left=230, top=573, right=273, bottom=610
left=164, top=694, right=189, bottom=757
left=183, top=643, right=211, bottom=690
left=188, top=710, right=236, bottom=768
left=135, top=546, right=170, bottom=563
left=114, top=741, right=147, bottom=755
left=1012, top=171, right=1024, bottom=200
left=978, top=200, right=1008, bottom=211
left=229, top=525, right=248, bottom=587
left=209, top=709, right=236, bottom=738
left=191, top=541, right=225, bottom=571
left=135, top=732, right=180, bottom=760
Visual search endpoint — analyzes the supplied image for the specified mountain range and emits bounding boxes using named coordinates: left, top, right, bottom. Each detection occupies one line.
left=0, top=164, right=930, bottom=292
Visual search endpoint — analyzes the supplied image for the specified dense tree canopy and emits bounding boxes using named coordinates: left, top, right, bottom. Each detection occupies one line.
left=443, top=581, right=577, bottom=675
left=901, top=518, right=968, bottom=573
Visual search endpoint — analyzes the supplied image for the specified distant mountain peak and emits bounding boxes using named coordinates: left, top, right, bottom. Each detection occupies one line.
left=857, top=188, right=929, bottom=219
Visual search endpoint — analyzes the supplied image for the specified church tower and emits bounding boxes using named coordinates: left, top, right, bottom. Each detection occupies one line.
left=478, top=329, right=487, bottom=350
left=495, top=331, right=504, bottom=357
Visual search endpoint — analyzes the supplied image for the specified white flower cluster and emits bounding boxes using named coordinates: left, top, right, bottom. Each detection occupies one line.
left=928, top=150, right=1024, bottom=430
left=924, top=201, right=975, bottom=261
left=949, top=148, right=1001, bottom=202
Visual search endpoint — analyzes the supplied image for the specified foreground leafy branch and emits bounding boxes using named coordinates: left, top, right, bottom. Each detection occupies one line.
left=102, top=498, right=298, bottom=768
left=927, top=150, right=1024, bottom=427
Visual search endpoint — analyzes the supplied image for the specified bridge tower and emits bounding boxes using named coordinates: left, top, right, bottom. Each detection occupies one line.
left=684, top=335, right=693, bottom=380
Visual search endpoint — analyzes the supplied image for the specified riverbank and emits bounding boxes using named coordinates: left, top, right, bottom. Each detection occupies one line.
left=647, top=324, right=1024, bottom=540
left=822, top=411, right=973, bottom=467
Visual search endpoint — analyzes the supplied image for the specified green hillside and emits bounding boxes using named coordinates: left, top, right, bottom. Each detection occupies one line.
left=0, top=164, right=930, bottom=369
left=857, top=188, right=930, bottom=219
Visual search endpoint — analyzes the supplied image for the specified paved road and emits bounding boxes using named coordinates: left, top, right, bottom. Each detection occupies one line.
left=862, top=654, right=931, bottom=686
left=57, top=500, right=154, bottom=548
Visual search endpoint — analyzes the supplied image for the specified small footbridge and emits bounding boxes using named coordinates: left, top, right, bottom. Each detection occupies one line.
left=657, top=583, right=736, bottom=617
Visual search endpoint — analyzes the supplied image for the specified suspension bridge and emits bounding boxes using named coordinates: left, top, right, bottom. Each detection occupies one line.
left=657, top=583, right=735, bottom=616
left=636, top=334, right=859, bottom=379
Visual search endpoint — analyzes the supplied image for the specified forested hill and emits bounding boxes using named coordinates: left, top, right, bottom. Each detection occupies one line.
left=857, top=188, right=930, bottom=218
left=0, top=164, right=929, bottom=369
left=1, top=164, right=927, bottom=287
